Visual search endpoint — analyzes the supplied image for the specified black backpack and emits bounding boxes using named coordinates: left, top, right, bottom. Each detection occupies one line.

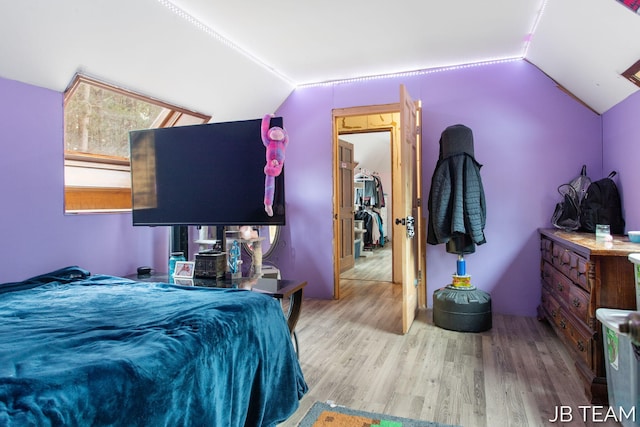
left=580, top=171, right=625, bottom=234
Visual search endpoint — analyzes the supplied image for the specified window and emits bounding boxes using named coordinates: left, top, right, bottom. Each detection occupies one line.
left=622, top=59, right=640, bottom=88
left=63, top=74, right=210, bottom=213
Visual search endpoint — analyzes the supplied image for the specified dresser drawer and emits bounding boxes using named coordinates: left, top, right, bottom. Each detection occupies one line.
left=550, top=269, right=572, bottom=303
left=569, top=252, right=590, bottom=292
left=541, top=285, right=561, bottom=322
left=555, top=307, right=593, bottom=367
left=541, top=261, right=554, bottom=286
left=551, top=244, right=572, bottom=277
left=541, top=237, right=553, bottom=264
left=567, top=284, right=589, bottom=324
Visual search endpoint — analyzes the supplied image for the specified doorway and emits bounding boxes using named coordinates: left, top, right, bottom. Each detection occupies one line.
left=332, top=106, right=404, bottom=303
left=339, top=131, right=393, bottom=283
left=331, top=86, right=424, bottom=334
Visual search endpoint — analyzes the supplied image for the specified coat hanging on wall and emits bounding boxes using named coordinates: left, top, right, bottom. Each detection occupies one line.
left=426, top=124, right=487, bottom=254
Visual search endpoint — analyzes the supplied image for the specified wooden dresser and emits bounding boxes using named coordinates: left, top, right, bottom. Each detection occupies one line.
left=538, top=228, right=638, bottom=404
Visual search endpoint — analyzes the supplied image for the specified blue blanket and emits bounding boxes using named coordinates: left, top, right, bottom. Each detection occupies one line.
left=0, top=267, right=307, bottom=426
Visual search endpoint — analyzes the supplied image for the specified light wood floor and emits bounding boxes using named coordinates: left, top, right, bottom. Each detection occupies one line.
left=339, top=244, right=393, bottom=282
left=278, top=246, right=621, bottom=427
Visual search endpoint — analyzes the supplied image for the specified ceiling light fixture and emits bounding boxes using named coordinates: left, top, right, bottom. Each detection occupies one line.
left=158, top=0, right=296, bottom=87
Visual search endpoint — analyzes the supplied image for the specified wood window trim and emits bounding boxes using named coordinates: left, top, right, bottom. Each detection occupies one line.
left=622, top=59, right=640, bottom=88
left=63, top=74, right=211, bottom=213
left=64, top=75, right=210, bottom=122
left=65, top=187, right=132, bottom=212
left=65, top=151, right=130, bottom=167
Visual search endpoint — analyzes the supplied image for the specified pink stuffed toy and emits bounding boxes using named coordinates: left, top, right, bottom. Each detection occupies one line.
left=261, top=114, right=288, bottom=216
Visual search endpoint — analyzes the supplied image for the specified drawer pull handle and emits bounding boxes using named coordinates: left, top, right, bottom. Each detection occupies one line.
left=577, top=341, right=585, bottom=352
left=551, top=309, right=557, bottom=318
left=560, top=319, right=566, bottom=329
left=572, top=298, right=581, bottom=308
left=557, top=283, right=564, bottom=292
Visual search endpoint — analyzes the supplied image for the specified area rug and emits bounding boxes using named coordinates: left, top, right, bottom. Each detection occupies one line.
left=298, top=401, right=460, bottom=427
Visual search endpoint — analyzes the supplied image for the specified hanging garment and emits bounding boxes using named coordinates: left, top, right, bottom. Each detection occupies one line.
left=427, top=124, right=486, bottom=254
left=373, top=176, right=385, bottom=208
left=355, top=209, right=385, bottom=246
left=362, top=175, right=386, bottom=208
left=370, top=209, right=385, bottom=245
left=363, top=180, right=377, bottom=207
left=369, top=210, right=381, bottom=245
left=355, top=210, right=374, bottom=246
left=355, top=187, right=364, bottom=206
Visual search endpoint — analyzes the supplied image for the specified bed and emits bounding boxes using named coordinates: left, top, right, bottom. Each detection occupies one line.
left=0, top=266, right=307, bottom=426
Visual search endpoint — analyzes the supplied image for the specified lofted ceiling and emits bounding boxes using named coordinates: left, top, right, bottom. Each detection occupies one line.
left=1, top=0, right=639, bottom=121
left=340, top=132, right=392, bottom=175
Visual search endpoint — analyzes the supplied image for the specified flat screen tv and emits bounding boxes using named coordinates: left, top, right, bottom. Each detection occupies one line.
left=129, top=117, right=285, bottom=226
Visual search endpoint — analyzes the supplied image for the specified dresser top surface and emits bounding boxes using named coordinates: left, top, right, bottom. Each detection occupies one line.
left=539, top=228, right=640, bottom=257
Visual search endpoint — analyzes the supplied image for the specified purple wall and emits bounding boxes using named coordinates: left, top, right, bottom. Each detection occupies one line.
left=0, top=77, right=168, bottom=284
left=3, top=58, right=622, bottom=317
left=274, top=60, right=603, bottom=316
left=602, top=91, right=640, bottom=232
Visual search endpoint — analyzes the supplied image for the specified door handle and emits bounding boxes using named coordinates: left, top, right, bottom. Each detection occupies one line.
left=395, top=216, right=415, bottom=238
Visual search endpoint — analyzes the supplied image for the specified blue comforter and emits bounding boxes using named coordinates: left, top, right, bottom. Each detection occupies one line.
left=0, top=267, right=307, bottom=426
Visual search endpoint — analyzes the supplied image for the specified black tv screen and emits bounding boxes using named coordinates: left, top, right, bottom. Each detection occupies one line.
left=129, top=117, right=285, bottom=226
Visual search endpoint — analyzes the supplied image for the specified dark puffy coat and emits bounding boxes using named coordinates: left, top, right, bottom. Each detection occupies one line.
left=427, top=125, right=486, bottom=252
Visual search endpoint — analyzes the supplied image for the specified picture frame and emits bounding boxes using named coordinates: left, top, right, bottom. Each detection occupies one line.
left=173, top=261, right=195, bottom=279
left=174, top=277, right=194, bottom=286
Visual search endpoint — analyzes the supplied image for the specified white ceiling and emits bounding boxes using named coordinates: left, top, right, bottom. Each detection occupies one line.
left=340, top=132, right=392, bottom=175
left=1, top=0, right=639, bottom=120
left=526, top=0, right=640, bottom=114
left=169, top=0, right=539, bottom=85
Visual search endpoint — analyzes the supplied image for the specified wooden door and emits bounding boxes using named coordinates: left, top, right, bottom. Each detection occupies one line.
left=332, top=97, right=424, bottom=332
left=338, top=139, right=356, bottom=273
left=398, top=84, right=421, bottom=334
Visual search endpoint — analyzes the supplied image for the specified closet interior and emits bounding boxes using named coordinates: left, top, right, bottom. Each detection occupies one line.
left=339, top=130, right=392, bottom=274
left=354, top=168, right=388, bottom=258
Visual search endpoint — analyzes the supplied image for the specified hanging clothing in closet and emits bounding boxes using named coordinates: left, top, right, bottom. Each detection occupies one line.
left=354, top=172, right=369, bottom=207
left=364, top=176, right=385, bottom=208
left=354, top=170, right=386, bottom=247
left=355, top=174, right=386, bottom=208
left=355, top=209, right=385, bottom=247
